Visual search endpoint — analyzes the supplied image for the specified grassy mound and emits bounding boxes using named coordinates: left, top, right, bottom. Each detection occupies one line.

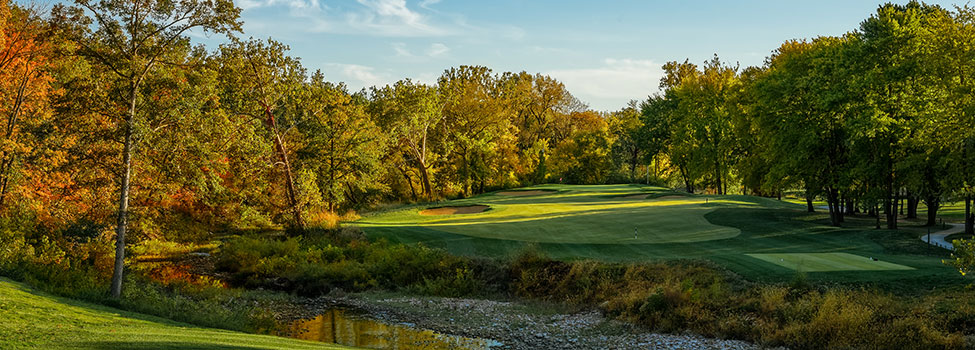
left=0, top=278, right=355, bottom=350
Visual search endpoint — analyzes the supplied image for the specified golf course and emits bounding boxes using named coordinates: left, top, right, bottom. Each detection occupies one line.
left=358, top=184, right=962, bottom=285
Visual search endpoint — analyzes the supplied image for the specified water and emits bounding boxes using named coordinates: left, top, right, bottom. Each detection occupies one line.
left=283, top=309, right=502, bottom=350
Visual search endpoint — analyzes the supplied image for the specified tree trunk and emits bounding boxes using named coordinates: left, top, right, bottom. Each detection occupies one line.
left=966, top=195, right=973, bottom=236
left=111, top=90, right=137, bottom=299
left=679, top=164, right=692, bottom=193
left=418, top=162, right=433, bottom=200
left=713, top=159, right=723, bottom=195
left=907, top=195, right=919, bottom=219
left=925, top=196, right=939, bottom=227
left=845, top=198, right=855, bottom=216
left=885, top=186, right=897, bottom=230
left=629, top=148, right=638, bottom=182
left=400, top=167, right=417, bottom=201
left=806, top=195, right=814, bottom=213
left=268, top=118, right=304, bottom=232
left=875, top=204, right=881, bottom=229
left=827, top=188, right=841, bottom=227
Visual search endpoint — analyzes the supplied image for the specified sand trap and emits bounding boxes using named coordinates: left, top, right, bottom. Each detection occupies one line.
left=420, top=205, right=489, bottom=215
left=623, top=194, right=649, bottom=199
left=497, top=190, right=553, bottom=196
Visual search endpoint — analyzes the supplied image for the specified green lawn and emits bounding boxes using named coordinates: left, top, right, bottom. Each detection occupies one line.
left=0, top=278, right=355, bottom=350
left=745, top=252, right=914, bottom=272
left=357, top=184, right=965, bottom=286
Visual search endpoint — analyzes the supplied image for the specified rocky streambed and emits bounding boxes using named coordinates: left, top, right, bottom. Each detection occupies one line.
left=274, top=293, right=770, bottom=350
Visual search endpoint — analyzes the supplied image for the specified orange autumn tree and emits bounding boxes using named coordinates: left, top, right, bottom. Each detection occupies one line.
left=0, top=1, right=63, bottom=219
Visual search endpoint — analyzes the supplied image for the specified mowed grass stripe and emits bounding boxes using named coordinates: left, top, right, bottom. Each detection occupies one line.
left=357, top=185, right=766, bottom=244
left=746, top=253, right=915, bottom=272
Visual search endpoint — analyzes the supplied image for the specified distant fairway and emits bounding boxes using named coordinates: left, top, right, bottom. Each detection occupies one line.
left=360, top=185, right=751, bottom=244
left=746, top=253, right=914, bottom=272
left=357, top=184, right=963, bottom=285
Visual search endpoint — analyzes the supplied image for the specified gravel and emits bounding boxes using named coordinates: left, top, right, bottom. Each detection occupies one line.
left=278, top=293, right=777, bottom=350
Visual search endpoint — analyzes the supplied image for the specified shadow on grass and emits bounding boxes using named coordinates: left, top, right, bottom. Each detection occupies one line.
left=71, top=341, right=271, bottom=350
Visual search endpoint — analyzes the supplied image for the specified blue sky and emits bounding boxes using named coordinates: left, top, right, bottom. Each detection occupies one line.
left=89, top=0, right=970, bottom=110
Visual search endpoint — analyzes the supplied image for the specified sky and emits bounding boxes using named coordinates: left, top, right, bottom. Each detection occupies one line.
left=45, top=0, right=965, bottom=111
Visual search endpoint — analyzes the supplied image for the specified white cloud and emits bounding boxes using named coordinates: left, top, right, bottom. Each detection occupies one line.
left=392, top=43, right=413, bottom=57
left=547, top=59, right=664, bottom=111
left=419, top=0, right=441, bottom=9
left=426, top=43, right=449, bottom=57
left=325, top=63, right=389, bottom=89
left=390, top=42, right=449, bottom=60
left=343, top=0, right=445, bottom=36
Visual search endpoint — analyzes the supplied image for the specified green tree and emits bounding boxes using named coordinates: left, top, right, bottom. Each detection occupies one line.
left=369, top=80, right=443, bottom=200
left=214, top=38, right=307, bottom=232
left=297, top=72, right=386, bottom=212
left=63, top=0, right=240, bottom=298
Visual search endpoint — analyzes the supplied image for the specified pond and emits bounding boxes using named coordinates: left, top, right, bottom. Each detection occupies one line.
left=283, top=309, right=502, bottom=350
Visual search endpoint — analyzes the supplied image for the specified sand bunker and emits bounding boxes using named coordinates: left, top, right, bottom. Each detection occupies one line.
left=623, top=194, right=649, bottom=199
left=419, top=205, right=489, bottom=215
left=496, top=190, right=553, bottom=196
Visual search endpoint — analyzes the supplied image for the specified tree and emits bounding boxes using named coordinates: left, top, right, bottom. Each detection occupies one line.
left=662, top=56, right=739, bottom=194
left=752, top=37, right=855, bottom=226
left=297, top=72, right=385, bottom=212
left=369, top=80, right=444, bottom=200
left=63, top=0, right=240, bottom=298
left=0, top=2, right=56, bottom=210
left=609, top=100, right=645, bottom=182
left=214, top=38, right=308, bottom=232
left=438, top=65, right=512, bottom=196
left=854, top=1, right=944, bottom=229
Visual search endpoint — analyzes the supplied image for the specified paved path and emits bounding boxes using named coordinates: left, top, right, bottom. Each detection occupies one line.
left=920, top=223, right=964, bottom=250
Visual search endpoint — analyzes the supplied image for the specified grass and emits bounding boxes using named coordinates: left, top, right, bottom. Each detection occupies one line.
left=745, top=252, right=914, bottom=272
left=0, top=278, right=356, bottom=350
left=356, top=184, right=966, bottom=288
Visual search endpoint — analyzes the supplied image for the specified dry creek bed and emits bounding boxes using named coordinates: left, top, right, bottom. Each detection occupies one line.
left=274, top=293, right=779, bottom=350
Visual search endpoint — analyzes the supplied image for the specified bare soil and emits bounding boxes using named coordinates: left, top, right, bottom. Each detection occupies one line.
left=496, top=190, right=553, bottom=197
left=420, top=205, right=490, bottom=215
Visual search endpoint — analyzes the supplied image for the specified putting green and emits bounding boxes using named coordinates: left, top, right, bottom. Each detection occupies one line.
left=746, top=253, right=915, bottom=272
left=358, top=184, right=780, bottom=244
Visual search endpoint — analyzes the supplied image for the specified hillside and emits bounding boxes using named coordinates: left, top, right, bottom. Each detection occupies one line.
left=0, top=278, right=355, bottom=350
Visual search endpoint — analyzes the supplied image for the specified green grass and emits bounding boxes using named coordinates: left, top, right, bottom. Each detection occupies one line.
left=356, top=184, right=966, bottom=287
left=745, top=253, right=914, bottom=272
left=360, top=184, right=786, bottom=244
left=0, top=278, right=355, bottom=350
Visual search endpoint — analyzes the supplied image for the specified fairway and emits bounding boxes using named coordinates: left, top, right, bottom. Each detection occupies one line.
left=0, top=278, right=355, bottom=350
left=359, top=184, right=760, bottom=244
left=745, top=253, right=914, bottom=272
left=357, top=184, right=963, bottom=284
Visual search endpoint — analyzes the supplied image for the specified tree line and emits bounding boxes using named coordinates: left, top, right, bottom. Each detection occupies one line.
left=0, top=0, right=646, bottom=296
left=5, top=0, right=975, bottom=296
left=631, top=2, right=975, bottom=234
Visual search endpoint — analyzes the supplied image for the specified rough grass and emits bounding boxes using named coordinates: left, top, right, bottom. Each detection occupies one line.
left=0, top=278, right=356, bottom=350
left=356, top=184, right=966, bottom=288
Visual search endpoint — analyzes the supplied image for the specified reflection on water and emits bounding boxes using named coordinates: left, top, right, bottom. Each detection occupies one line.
left=284, top=309, right=500, bottom=350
